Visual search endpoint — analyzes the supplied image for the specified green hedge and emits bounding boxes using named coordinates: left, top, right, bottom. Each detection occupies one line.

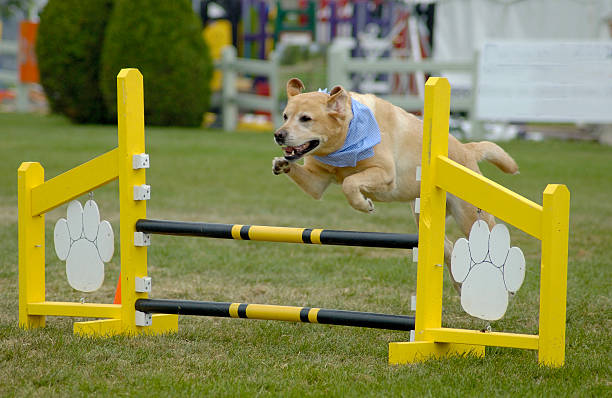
left=100, top=0, right=212, bottom=126
left=36, top=0, right=115, bottom=124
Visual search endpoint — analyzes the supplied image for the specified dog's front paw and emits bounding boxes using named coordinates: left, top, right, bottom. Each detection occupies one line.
left=272, top=157, right=291, bottom=175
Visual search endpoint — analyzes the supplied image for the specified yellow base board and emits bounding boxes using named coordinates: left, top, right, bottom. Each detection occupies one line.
left=389, top=341, right=485, bottom=364
left=236, top=121, right=274, bottom=132
left=73, top=314, right=178, bottom=337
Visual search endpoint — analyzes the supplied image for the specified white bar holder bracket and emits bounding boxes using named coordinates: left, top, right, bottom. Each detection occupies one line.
left=135, top=310, right=152, bottom=327
left=132, top=153, right=150, bottom=169
left=133, top=185, right=151, bottom=201
left=134, top=232, right=151, bottom=247
left=135, top=276, right=152, bottom=293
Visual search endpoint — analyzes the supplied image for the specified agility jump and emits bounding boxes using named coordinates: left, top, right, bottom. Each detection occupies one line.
left=18, top=69, right=569, bottom=367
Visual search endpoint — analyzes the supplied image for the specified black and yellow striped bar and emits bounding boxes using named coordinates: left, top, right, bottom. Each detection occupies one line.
left=135, top=299, right=415, bottom=331
left=135, top=219, right=418, bottom=249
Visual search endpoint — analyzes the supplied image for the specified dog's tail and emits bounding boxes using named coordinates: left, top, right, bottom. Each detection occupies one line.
left=465, top=141, right=519, bottom=174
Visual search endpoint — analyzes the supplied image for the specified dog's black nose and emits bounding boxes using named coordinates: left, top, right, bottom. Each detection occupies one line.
left=274, top=129, right=288, bottom=144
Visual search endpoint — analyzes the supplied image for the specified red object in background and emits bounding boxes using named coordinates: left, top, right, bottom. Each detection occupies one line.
left=0, top=90, right=16, bottom=102
left=254, top=80, right=271, bottom=117
left=254, top=80, right=270, bottom=96
left=19, top=21, right=39, bottom=84
left=299, top=0, right=308, bottom=24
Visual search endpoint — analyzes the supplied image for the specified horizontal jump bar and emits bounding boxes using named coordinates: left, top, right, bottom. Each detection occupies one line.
left=135, top=219, right=418, bottom=249
left=135, top=299, right=415, bottom=331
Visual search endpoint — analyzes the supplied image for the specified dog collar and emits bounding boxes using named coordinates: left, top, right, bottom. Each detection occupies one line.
left=315, top=98, right=381, bottom=167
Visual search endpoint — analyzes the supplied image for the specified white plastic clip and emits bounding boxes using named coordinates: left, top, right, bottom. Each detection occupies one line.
left=135, top=276, right=152, bottom=293
left=412, top=248, right=418, bottom=263
left=415, top=166, right=421, bottom=182
left=134, top=232, right=151, bottom=247
left=133, top=184, right=151, bottom=200
left=411, top=295, right=417, bottom=311
left=135, top=311, right=152, bottom=327
left=414, top=198, right=420, bottom=214
left=132, top=153, right=150, bottom=169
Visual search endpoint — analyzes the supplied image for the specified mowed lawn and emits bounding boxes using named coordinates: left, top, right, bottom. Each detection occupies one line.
left=0, top=113, right=610, bottom=396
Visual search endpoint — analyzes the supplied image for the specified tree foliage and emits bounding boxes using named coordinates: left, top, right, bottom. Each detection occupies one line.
left=36, top=0, right=114, bottom=123
left=100, top=0, right=212, bottom=126
left=0, top=0, right=33, bottom=18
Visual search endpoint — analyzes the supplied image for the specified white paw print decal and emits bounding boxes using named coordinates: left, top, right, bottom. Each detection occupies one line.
left=53, top=200, right=114, bottom=292
left=451, top=220, right=526, bottom=321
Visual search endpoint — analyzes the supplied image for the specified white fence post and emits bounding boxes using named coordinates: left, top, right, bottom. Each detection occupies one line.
left=269, top=50, right=282, bottom=129
left=469, top=50, right=486, bottom=139
left=221, top=46, right=238, bottom=132
left=327, top=44, right=351, bottom=89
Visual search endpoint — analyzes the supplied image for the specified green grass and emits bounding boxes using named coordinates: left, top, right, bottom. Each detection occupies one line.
left=0, top=113, right=610, bottom=396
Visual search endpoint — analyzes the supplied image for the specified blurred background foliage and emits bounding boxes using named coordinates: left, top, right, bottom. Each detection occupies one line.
left=36, top=0, right=114, bottom=124
left=34, top=0, right=213, bottom=126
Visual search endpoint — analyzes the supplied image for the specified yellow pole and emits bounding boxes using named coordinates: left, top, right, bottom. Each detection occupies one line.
left=538, top=184, right=570, bottom=367
left=18, top=162, right=46, bottom=328
left=117, top=69, right=148, bottom=334
left=389, top=78, right=484, bottom=363
left=413, top=77, right=450, bottom=337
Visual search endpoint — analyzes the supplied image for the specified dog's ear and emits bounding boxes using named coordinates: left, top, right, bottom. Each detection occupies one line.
left=287, top=78, right=305, bottom=97
left=326, top=86, right=349, bottom=118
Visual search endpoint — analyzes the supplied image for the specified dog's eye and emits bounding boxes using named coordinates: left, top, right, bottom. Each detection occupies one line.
left=283, top=113, right=288, bottom=121
left=299, top=115, right=312, bottom=122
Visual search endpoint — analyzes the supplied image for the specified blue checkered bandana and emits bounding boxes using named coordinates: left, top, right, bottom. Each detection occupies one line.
left=314, top=97, right=381, bottom=167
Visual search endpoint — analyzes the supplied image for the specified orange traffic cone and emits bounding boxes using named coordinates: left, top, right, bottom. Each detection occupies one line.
left=113, top=273, right=121, bottom=304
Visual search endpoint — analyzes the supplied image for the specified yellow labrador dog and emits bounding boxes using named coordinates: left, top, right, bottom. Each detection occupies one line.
left=272, top=78, right=518, bottom=284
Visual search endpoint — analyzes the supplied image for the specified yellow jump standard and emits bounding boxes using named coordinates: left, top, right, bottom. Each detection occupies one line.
left=388, top=77, right=570, bottom=368
left=18, top=69, right=178, bottom=336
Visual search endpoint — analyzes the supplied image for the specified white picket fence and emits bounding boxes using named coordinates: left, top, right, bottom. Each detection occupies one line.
left=0, top=40, right=18, bottom=84
left=215, top=46, right=282, bottom=131
left=326, top=44, right=477, bottom=114
left=212, top=44, right=478, bottom=131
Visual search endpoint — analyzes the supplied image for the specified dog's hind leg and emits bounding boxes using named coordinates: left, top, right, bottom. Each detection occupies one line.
left=411, top=200, right=462, bottom=294
left=447, top=193, right=495, bottom=237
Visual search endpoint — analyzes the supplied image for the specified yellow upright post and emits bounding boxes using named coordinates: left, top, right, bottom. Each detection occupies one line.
left=414, top=78, right=450, bottom=335
left=17, top=162, right=45, bottom=329
left=117, top=68, right=148, bottom=333
left=389, top=77, right=484, bottom=363
left=538, top=184, right=570, bottom=367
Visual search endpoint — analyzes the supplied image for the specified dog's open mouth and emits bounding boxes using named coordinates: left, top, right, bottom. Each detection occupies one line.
left=282, top=139, right=320, bottom=161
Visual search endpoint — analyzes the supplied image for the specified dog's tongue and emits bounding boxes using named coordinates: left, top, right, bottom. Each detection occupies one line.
left=283, top=142, right=310, bottom=157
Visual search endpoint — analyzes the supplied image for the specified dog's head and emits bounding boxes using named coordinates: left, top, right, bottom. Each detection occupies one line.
left=274, top=78, right=351, bottom=161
